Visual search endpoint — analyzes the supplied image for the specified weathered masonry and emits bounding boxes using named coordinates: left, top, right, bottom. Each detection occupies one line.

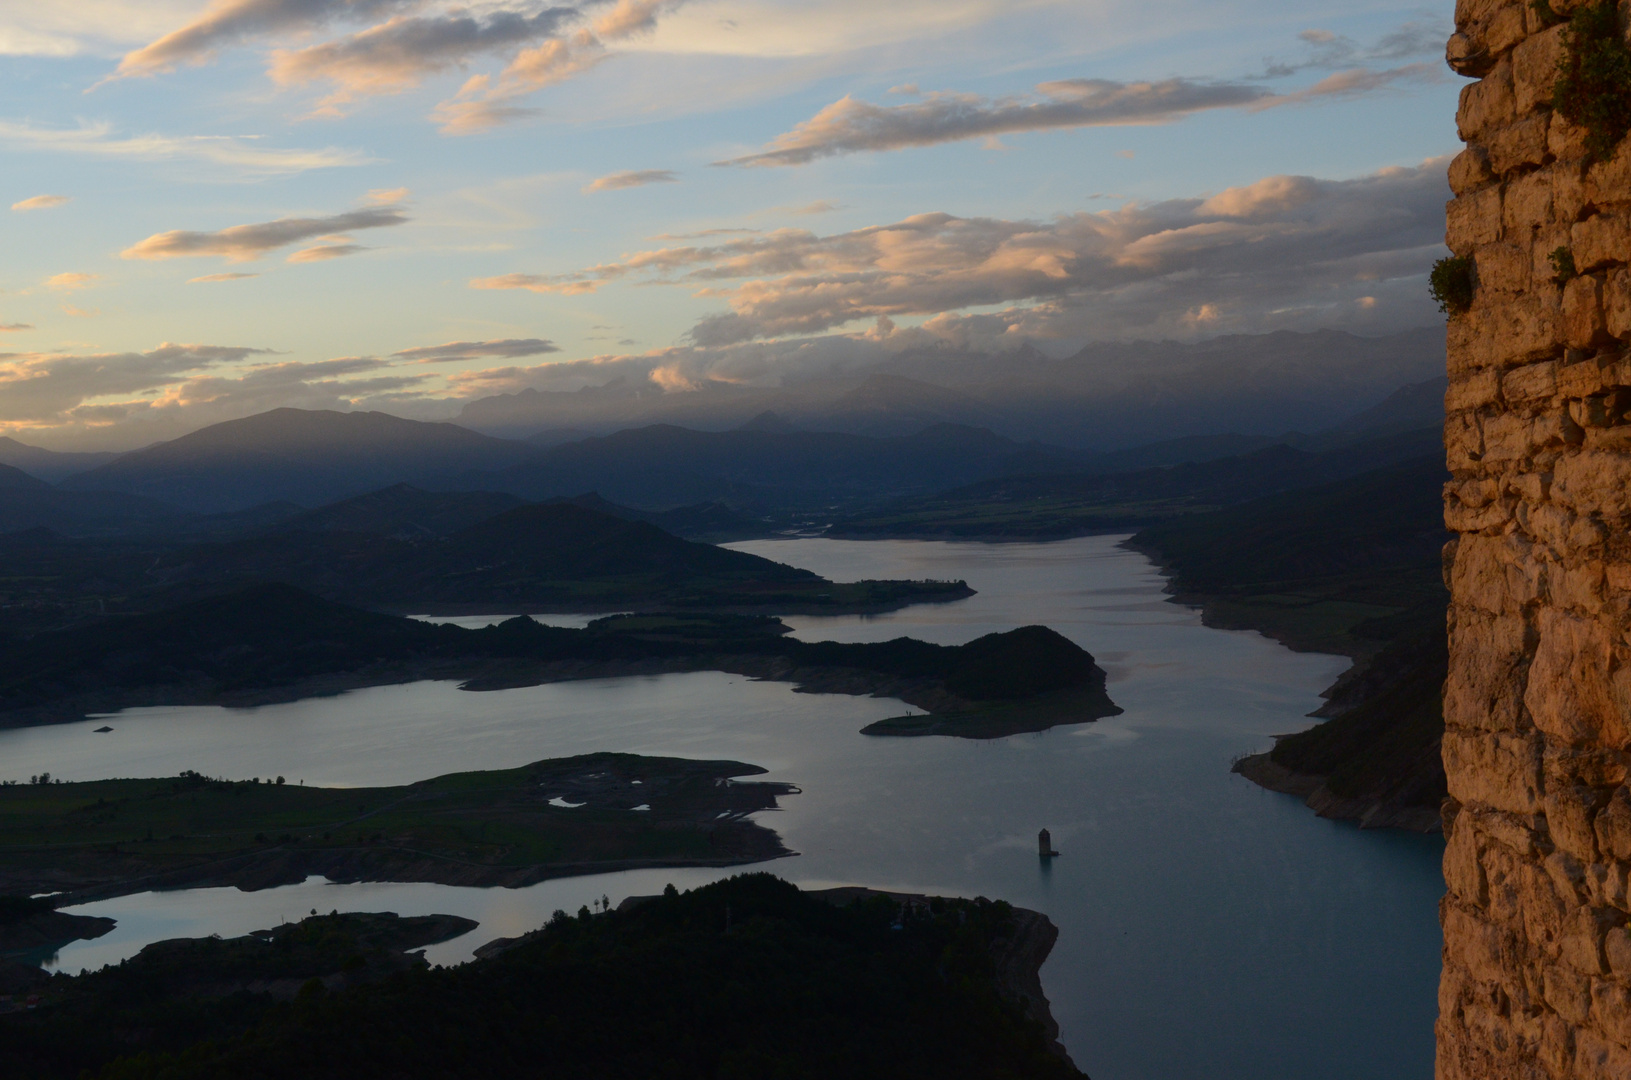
left=1440, top=0, right=1631, bottom=1076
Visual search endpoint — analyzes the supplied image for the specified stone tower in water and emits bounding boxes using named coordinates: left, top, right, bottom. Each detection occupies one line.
left=1440, top=0, right=1631, bottom=1075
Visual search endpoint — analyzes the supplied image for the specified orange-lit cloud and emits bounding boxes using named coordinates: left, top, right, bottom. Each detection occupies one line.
left=11, top=194, right=70, bottom=211
left=585, top=169, right=678, bottom=193
left=122, top=200, right=407, bottom=262
left=45, top=272, right=98, bottom=290
left=189, top=272, right=260, bottom=283
left=390, top=338, right=559, bottom=362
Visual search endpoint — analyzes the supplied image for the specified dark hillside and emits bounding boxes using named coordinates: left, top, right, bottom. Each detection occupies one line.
left=831, top=427, right=1440, bottom=539
left=7, top=875, right=1080, bottom=1080
left=1130, top=454, right=1448, bottom=831
left=466, top=422, right=1085, bottom=512
left=62, top=409, right=537, bottom=512
left=275, top=484, right=527, bottom=538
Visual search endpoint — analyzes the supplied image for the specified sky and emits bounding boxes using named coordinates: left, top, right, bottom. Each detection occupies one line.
left=0, top=0, right=1463, bottom=450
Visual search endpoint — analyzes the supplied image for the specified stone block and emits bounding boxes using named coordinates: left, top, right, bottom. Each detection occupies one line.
left=1446, top=412, right=1486, bottom=472
left=1565, top=275, right=1611, bottom=349
left=1459, top=57, right=1516, bottom=143
left=1605, top=268, right=1631, bottom=338
left=1486, top=293, right=1564, bottom=366
left=1447, top=815, right=1490, bottom=905
left=1607, top=925, right=1631, bottom=975
left=1448, top=610, right=1536, bottom=733
left=1489, top=115, right=1552, bottom=175
left=1547, top=962, right=1595, bottom=1022
left=1551, top=449, right=1631, bottom=514
left=1504, top=170, right=1554, bottom=237
left=1585, top=140, right=1631, bottom=206
left=1447, top=497, right=1514, bottom=532
left=1449, top=186, right=1505, bottom=252
left=1573, top=211, right=1631, bottom=272
left=1549, top=786, right=1606, bottom=862
left=1525, top=608, right=1627, bottom=747
left=1445, top=727, right=1545, bottom=812
left=1597, top=787, right=1631, bottom=863
left=1553, top=160, right=1589, bottom=221
left=1512, top=25, right=1566, bottom=113
left=1556, top=560, right=1607, bottom=613
left=1450, top=145, right=1496, bottom=195
left=1551, top=111, right=1593, bottom=164
left=1576, top=1029, right=1631, bottom=1080
left=1478, top=240, right=1531, bottom=294
left=1448, top=368, right=1502, bottom=412
left=1590, top=975, right=1631, bottom=1033
left=1503, top=359, right=1558, bottom=402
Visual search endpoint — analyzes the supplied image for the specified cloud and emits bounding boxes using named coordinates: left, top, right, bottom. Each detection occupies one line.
left=432, top=0, right=673, bottom=134
left=110, top=0, right=416, bottom=80
left=0, top=120, right=371, bottom=175
left=286, top=241, right=368, bottom=262
left=45, top=272, right=98, bottom=291
left=0, top=345, right=439, bottom=448
left=267, top=6, right=582, bottom=115
left=390, top=338, right=560, bottom=363
left=0, top=323, right=33, bottom=332
left=475, top=159, right=1451, bottom=346
left=189, top=272, right=260, bottom=283
left=1258, top=19, right=1448, bottom=77
left=783, top=200, right=839, bottom=215
left=719, top=56, right=1440, bottom=168
left=11, top=194, right=70, bottom=211
left=0, top=342, right=271, bottom=423
left=122, top=200, right=408, bottom=262
left=112, top=0, right=678, bottom=134
left=585, top=168, right=679, bottom=192
left=719, top=79, right=1271, bottom=167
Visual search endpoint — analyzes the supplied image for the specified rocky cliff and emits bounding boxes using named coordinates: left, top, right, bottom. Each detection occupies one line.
left=1440, top=1, right=1631, bottom=1075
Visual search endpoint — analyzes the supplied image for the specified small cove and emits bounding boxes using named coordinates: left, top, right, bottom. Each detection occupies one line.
left=2, top=536, right=1444, bottom=1080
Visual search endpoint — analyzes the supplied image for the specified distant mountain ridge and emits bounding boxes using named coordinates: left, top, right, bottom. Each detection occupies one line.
left=455, top=326, right=1444, bottom=447
left=61, top=409, right=537, bottom=512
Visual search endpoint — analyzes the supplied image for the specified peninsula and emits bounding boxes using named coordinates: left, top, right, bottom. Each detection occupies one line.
left=0, top=585, right=1120, bottom=738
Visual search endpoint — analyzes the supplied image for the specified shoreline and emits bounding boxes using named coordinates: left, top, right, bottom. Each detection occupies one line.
left=0, top=653, right=1116, bottom=740
left=1231, top=752, right=1443, bottom=833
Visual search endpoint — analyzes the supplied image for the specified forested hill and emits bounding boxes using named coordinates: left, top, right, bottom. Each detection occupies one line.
left=1130, top=454, right=1448, bottom=831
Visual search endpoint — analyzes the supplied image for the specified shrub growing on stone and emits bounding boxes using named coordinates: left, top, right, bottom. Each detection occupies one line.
left=1555, top=0, right=1631, bottom=162
left=1430, top=255, right=1476, bottom=315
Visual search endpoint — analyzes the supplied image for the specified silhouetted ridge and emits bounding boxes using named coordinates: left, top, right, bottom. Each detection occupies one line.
left=443, top=502, right=814, bottom=581
left=279, top=483, right=526, bottom=538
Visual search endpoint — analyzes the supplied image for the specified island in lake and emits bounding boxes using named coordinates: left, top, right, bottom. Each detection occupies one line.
left=0, top=753, right=799, bottom=904
left=0, top=584, right=1121, bottom=739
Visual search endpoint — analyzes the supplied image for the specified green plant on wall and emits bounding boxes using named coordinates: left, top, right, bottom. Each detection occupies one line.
left=1555, top=0, right=1631, bottom=162
left=1430, top=255, right=1476, bottom=315
left=1550, top=246, right=1577, bottom=284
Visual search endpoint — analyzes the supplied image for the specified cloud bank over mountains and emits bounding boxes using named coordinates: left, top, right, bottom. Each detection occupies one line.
left=475, top=159, right=1450, bottom=347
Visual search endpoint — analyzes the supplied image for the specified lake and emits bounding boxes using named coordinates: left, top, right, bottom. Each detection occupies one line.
left=1, top=536, right=1444, bottom=1080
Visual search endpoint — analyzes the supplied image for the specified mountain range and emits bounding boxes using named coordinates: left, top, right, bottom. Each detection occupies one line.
left=454, top=327, right=1444, bottom=446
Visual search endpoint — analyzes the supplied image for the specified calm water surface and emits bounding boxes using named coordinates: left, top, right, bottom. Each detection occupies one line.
left=1, top=537, right=1444, bottom=1080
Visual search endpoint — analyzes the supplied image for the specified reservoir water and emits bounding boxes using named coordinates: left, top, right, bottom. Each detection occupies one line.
left=0, top=537, right=1444, bottom=1080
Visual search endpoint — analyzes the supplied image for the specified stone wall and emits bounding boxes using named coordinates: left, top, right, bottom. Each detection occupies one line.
left=1440, top=1, right=1631, bottom=1076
